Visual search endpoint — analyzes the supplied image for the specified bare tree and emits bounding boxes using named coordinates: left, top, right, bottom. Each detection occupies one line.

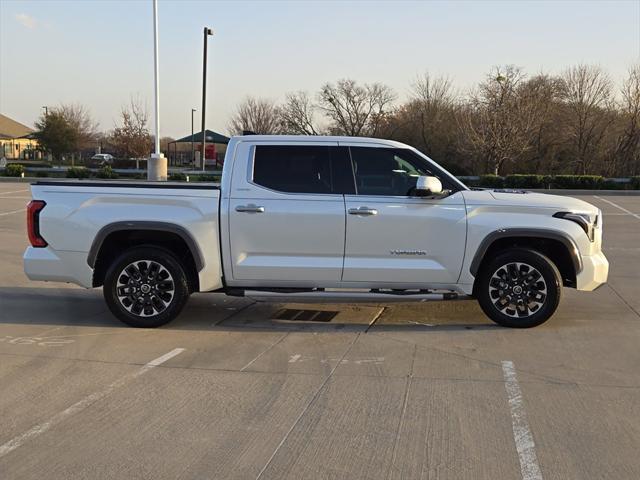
left=279, top=91, right=320, bottom=135
left=409, top=73, right=457, bottom=155
left=318, top=79, right=396, bottom=136
left=58, top=104, right=98, bottom=159
left=613, top=65, right=640, bottom=176
left=519, top=74, right=564, bottom=173
left=460, top=66, right=538, bottom=175
left=559, top=64, right=614, bottom=174
left=228, top=97, right=281, bottom=135
left=109, top=96, right=153, bottom=159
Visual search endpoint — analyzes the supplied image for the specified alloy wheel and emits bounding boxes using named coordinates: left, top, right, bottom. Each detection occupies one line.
left=488, top=262, right=547, bottom=318
left=116, top=260, right=175, bottom=317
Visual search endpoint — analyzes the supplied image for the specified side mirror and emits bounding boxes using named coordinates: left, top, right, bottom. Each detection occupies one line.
left=414, top=176, right=443, bottom=196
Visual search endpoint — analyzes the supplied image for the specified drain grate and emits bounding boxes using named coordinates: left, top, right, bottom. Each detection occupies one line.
left=272, top=309, right=338, bottom=322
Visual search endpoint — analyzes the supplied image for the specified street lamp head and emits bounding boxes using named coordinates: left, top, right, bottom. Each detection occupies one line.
left=205, top=27, right=213, bottom=36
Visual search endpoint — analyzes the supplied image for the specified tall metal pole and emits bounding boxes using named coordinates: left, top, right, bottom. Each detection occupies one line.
left=201, top=27, right=213, bottom=172
left=148, top=0, right=167, bottom=180
left=191, top=108, right=196, bottom=165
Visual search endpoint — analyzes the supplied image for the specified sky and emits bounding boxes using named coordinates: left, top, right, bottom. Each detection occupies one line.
left=1, top=0, right=639, bottom=139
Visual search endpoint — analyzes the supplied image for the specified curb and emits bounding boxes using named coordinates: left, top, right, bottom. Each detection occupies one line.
left=528, top=189, right=640, bottom=196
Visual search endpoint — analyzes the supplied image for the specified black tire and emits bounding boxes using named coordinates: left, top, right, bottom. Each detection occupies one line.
left=476, top=247, right=562, bottom=328
left=103, top=245, right=190, bottom=328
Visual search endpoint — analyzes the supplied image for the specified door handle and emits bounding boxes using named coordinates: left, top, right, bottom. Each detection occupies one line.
left=348, top=206, right=378, bottom=216
left=235, top=204, right=265, bottom=213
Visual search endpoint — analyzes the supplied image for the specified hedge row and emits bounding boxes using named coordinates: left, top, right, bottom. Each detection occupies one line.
left=473, top=174, right=640, bottom=190
left=1, top=165, right=220, bottom=182
left=1, top=165, right=638, bottom=189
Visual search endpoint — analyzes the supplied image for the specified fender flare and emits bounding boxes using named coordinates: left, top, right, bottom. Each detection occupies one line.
left=469, top=228, right=582, bottom=277
left=87, top=221, right=204, bottom=271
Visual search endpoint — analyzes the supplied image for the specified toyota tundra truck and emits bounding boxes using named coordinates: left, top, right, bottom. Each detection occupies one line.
left=23, top=135, right=609, bottom=328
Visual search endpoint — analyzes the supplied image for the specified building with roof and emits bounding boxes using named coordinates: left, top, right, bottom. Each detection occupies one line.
left=168, top=130, right=230, bottom=167
left=0, top=114, right=40, bottom=160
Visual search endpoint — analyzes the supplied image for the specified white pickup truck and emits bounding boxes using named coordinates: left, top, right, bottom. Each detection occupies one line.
left=24, top=135, right=609, bottom=328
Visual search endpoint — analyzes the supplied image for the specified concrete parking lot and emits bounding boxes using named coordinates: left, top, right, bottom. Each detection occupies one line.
left=0, top=181, right=639, bottom=479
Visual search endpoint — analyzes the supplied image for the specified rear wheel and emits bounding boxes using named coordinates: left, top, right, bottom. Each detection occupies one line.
left=103, top=246, right=190, bottom=328
left=476, top=248, right=562, bottom=328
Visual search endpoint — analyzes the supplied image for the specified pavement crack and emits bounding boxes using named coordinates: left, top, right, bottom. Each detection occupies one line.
left=607, top=284, right=640, bottom=319
left=386, top=343, right=416, bottom=479
left=254, top=332, right=361, bottom=480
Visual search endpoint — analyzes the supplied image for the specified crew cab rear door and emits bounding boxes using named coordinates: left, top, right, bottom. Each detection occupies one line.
left=227, top=141, right=354, bottom=285
left=341, top=144, right=467, bottom=285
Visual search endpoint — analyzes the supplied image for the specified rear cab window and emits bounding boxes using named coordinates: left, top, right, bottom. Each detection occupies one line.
left=253, top=145, right=354, bottom=194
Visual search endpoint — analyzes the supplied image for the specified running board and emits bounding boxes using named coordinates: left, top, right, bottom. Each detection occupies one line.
left=226, top=288, right=470, bottom=303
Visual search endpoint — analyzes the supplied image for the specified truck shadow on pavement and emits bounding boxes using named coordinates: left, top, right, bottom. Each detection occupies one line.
left=0, top=287, right=500, bottom=332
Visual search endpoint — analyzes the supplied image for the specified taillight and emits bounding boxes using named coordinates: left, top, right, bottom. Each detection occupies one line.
left=27, top=200, right=47, bottom=247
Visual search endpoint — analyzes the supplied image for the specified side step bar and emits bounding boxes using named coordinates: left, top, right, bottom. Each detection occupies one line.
left=225, top=288, right=470, bottom=303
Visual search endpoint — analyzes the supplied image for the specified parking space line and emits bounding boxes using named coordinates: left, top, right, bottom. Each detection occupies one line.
left=0, top=189, right=29, bottom=195
left=0, top=347, right=185, bottom=459
left=0, top=209, right=23, bottom=217
left=365, top=306, right=386, bottom=333
left=594, top=196, right=640, bottom=220
left=502, top=360, right=543, bottom=480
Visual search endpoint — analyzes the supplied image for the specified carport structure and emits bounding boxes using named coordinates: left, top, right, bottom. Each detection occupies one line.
left=168, top=130, right=230, bottom=168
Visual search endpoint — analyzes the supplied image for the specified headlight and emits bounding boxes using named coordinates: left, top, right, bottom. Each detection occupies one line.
left=553, top=211, right=597, bottom=241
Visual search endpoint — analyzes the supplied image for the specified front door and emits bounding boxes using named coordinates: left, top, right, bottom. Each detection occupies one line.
left=342, top=145, right=467, bottom=285
left=228, top=142, right=354, bottom=285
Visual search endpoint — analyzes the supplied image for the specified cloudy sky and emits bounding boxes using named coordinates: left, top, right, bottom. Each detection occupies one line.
left=1, top=0, right=639, bottom=138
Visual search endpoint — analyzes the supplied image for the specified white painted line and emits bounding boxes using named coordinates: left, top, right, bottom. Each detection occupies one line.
left=0, top=209, right=23, bottom=217
left=594, top=196, right=640, bottom=220
left=0, top=189, right=29, bottom=195
left=502, top=360, right=543, bottom=480
left=369, top=307, right=385, bottom=326
left=288, top=354, right=302, bottom=363
left=0, top=347, right=184, bottom=459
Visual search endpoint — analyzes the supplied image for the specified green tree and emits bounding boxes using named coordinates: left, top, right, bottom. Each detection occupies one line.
left=33, top=111, right=77, bottom=162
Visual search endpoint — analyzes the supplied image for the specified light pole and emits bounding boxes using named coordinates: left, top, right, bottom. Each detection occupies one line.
left=148, top=0, right=167, bottom=181
left=191, top=108, right=196, bottom=166
left=201, top=27, right=213, bottom=172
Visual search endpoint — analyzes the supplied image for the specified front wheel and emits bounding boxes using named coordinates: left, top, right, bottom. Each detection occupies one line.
left=476, top=248, right=562, bottom=328
left=103, top=245, right=190, bottom=328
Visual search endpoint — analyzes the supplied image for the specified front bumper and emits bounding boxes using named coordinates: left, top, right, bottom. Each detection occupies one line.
left=576, top=251, right=609, bottom=291
left=24, top=247, right=93, bottom=288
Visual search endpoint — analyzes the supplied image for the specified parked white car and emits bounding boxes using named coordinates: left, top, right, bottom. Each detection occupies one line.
left=24, top=136, right=608, bottom=328
left=90, top=153, right=114, bottom=166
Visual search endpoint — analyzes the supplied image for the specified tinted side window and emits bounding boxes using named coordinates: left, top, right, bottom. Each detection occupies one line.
left=253, top=145, right=354, bottom=194
left=350, top=147, right=436, bottom=196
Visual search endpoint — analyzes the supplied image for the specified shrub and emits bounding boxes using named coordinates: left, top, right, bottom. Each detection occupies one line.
left=602, top=179, right=624, bottom=190
left=551, top=175, right=605, bottom=189
left=168, top=172, right=187, bottom=181
left=4, top=164, right=25, bottom=177
left=66, top=167, right=90, bottom=179
left=96, top=165, right=118, bottom=179
left=478, top=174, right=504, bottom=188
left=504, top=174, right=546, bottom=189
left=193, top=174, right=221, bottom=182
